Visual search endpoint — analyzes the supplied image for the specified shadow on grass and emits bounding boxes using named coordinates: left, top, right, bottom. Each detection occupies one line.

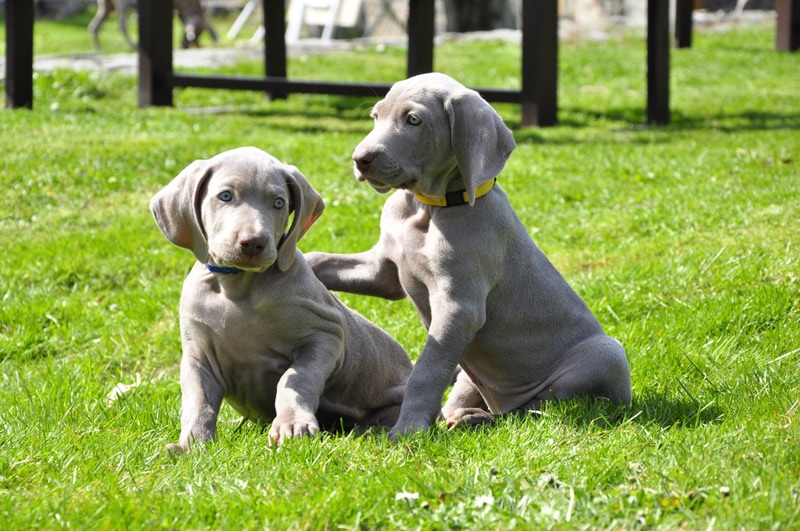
left=510, top=106, right=800, bottom=147
left=541, top=392, right=724, bottom=431
left=668, top=109, right=800, bottom=133
left=217, top=391, right=725, bottom=447
left=178, top=93, right=377, bottom=131
left=210, top=97, right=798, bottom=143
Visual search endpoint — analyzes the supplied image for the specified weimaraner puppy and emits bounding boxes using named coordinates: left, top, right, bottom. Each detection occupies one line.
left=150, top=147, right=412, bottom=452
left=89, top=0, right=218, bottom=51
left=307, top=73, right=631, bottom=439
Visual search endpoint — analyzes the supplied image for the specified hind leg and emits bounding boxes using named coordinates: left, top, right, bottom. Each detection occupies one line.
left=443, top=368, right=494, bottom=428
left=544, top=335, right=632, bottom=406
left=88, top=0, right=113, bottom=51
left=117, top=0, right=137, bottom=50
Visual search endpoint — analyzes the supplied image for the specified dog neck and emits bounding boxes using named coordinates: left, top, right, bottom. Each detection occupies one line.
left=206, top=263, right=245, bottom=275
left=414, top=178, right=496, bottom=208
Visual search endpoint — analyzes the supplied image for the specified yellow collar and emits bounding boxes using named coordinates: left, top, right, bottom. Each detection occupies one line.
left=414, top=179, right=496, bottom=207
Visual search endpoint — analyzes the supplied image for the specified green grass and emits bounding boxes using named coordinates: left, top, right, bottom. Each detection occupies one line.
left=2, top=13, right=799, bottom=529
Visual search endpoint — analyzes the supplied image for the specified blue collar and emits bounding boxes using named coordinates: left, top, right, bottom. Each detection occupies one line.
left=206, top=263, right=244, bottom=275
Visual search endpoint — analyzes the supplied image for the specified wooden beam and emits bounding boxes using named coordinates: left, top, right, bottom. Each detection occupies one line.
left=170, top=73, right=531, bottom=105
left=407, top=0, right=435, bottom=75
left=675, top=0, right=693, bottom=49
left=521, top=0, right=558, bottom=126
left=263, top=0, right=288, bottom=99
left=647, top=0, right=670, bottom=125
left=5, top=0, right=34, bottom=109
left=137, top=0, right=174, bottom=107
left=776, top=0, right=800, bottom=52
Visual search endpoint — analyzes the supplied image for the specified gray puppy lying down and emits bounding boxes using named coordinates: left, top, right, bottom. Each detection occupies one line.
left=307, top=73, right=631, bottom=439
left=150, top=147, right=412, bottom=452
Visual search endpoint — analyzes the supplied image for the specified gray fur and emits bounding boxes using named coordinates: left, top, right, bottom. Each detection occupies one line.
left=307, top=73, right=631, bottom=439
left=151, top=147, right=411, bottom=451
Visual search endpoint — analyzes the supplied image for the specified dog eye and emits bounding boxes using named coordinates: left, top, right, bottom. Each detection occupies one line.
left=217, top=191, right=233, bottom=202
left=407, top=114, right=422, bottom=126
left=273, top=197, right=285, bottom=209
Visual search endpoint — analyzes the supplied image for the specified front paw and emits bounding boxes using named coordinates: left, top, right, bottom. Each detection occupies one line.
left=269, top=412, right=319, bottom=445
left=387, top=420, right=430, bottom=441
left=445, top=407, right=495, bottom=429
left=166, top=443, right=190, bottom=455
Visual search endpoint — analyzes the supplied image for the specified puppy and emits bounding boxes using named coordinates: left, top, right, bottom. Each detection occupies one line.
left=150, top=147, right=412, bottom=451
left=89, top=0, right=218, bottom=51
left=176, top=0, right=219, bottom=49
left=307, top=73, right=631, bottom=438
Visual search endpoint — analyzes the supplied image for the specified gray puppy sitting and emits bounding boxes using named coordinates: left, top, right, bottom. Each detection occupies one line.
left=307, top=73, right=631, bottom=439
left=151, top=147, right=412, bottom=452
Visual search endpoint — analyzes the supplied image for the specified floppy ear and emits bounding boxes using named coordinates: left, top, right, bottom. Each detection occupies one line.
left=150, top=159, right=214, bottom=263
left=276, top=165, right=325, bottom=271
left=445, top=89, right=516, bottom=205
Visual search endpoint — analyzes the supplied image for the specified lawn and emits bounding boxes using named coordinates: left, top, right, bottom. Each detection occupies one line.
left=1, top=11, right=799, bottom=529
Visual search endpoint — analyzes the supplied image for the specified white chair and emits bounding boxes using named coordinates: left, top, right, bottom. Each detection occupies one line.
left=285, top=0, right=343, bottom=42
left=227, top=0, right=262, bottom=40
left=228, top=0, right=349, bottom=43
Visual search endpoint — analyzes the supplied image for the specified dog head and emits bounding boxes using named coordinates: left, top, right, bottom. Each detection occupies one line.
left=150, top=147, right=324, bottom=272
left=352, top=72, right=516, bottom=205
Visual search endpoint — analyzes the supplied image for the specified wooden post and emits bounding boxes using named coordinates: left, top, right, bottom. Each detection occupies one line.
left=521, top=0, right=558, bottom=127
left=776, top=0, right=800, bottom=52
left=138, top=0, right=174, bottom=107
left=407, top=0, right=435, bottom=76
left=647, top=0, right=670, bottom=125
left=675, top=0, right=693, bottom=49
left=5, top=0, right=35, bottom=109
left=264, top=0, right=288, bottom=99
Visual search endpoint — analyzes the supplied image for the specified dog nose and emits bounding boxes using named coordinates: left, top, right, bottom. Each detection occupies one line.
left=238, top=234, right=268, bottom=256
left=353, top=149, right=375, bottom=172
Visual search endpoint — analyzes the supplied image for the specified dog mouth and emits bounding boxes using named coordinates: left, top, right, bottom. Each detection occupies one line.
left=211, top=260, right=271, bottom=273
left=365, top=179, right=392, bottom=194
left=230, top=262, right=271, bottom=273
left=356, top=171, right=416, bottom=195
left=209, top=251, right=276, bottom=273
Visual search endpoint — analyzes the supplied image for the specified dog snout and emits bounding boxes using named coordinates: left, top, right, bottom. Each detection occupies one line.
left=353, top=147, right=376, bottom=173
left=238, top=233, right=269, bottom=257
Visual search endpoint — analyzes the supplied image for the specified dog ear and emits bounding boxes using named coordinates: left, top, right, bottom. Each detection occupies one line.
left=150, top=159, right=214, bottom=263
left=276, top=165, right=325, bottom=271
left=445, top=89, right=516, bottom=205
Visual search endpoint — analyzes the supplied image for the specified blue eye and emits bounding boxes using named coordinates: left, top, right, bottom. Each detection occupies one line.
left=273, top=197, right=285, bottom=209
left=218, top=191, right=233, bottom=202
left=407, top=114, right=421, bottom=126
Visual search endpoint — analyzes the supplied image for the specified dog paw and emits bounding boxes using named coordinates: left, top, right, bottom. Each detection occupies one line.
left=446, top=408, right=495, bottom=429
left=387, top=421, right=429, bottom=441
left=165, top=443, right=189, bottom=455
left=269, top=414, right=319, bottom=446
